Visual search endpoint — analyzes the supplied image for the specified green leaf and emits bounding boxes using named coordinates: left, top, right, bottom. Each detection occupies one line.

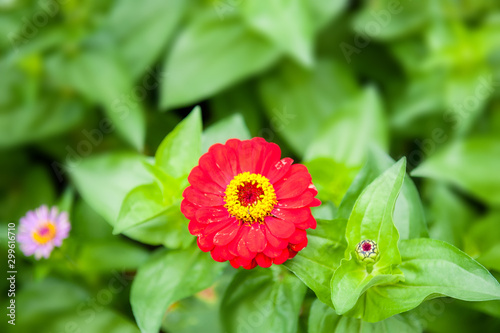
left=107, top=0, right=187, bottom=79
left=156, top=106, right=202, bottom=178
left=0, top=96, right=85, bottom=148
left=0, top=55, right=86, bottom=148
left=71, top=200, right=116, bottom=241
left=463, top=211, right=500, bottom=272
left=350, top=238, right=500, bottom=322
left=68, top=152, right=152, bottom=226
left=304, top=86, right=388, bottom=167
left=55, top=187, right=74, bottom=214
left=412, top=135, right=500, bottom=206
left=161, top=12, right=280, bottom=108
left=284, top=219, right=347, bottom=308
left=202, top=113, right=251, bottom=153
left=308, top=0, right=348, bottom=31
left=308, top=298, right=422, bottom=333
left=114, top=183, right=192, bottom=248
left=461, top=299, right=500, bottom=319
left=331, top=259, right=404, bottom=316
left=425, top=182, right=474, bottom=248
left=15, top=278, right=89, bottom=332
left=354, top=0, right=429, bottom=41
left=210, top=82, right=265, bottom=136
left=161, top=271, right=236, bottom=333
left=77, top=240, right=149, bottom=273
left=240, top=0, right=314, bottom=66
left=258, top=58, right=358, bottom=155
left=113, top=183, right=165, bottom=234
left=344, top=159, right=406, bottom=263
left=220, top=267, right=307, bottom=333
left=142, top=161, right=182, bottom=200
left=305, top=157, right=359, bottom=206
left=0, top=164, right=56, bottom=221
left=56, top=50, right=146, bottom=151
left=338, top=147, right=428, bottom=240
left=131, top=246, right=225, bottom=333
left=46, top=309, right=140, bottom=333
left=331, top=159, right=406, bottom=314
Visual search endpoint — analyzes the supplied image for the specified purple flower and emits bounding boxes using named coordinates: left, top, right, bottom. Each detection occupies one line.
left=18, top=205, right=71, bottom=259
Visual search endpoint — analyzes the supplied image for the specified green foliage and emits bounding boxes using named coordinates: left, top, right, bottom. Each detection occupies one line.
left=258, top=59, right=358, bottom=156
left=412, top=135, right=500, bottom=206
left=338, top=147, right=428, bottom=240
left=161, top=11, right=280, bottom=109
left=308, top=299, right=422, bottom=333
left=155, top=107, right=202, bottom=178
left=4, top=1, right=500, bottom=332
left=284, top=218, right=347, bottom=307
left=202, top=113, right=252, bottom=153
left=106, top=0, right=187, bottom=79
left=131, top=246, right=225, bottom=333
left=220, top=267, right=307, bottom=333
left=353, top=238, right=500, bottom=322
left=331, top=159, right=406, bottom=315
left=69, top=152, right=152, bottom=225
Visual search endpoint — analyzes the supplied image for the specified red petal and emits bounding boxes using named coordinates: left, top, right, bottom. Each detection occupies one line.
left=272, top=207, right=310, bottom=224
left=276, top=191, right=314, bottom=209
left=263, top=226, right=288, bottom=249
left=246, top=224, right=266, bottom=253
left=308, top=184, right=318, bottom=197
left=290, top=239, right=308, bottom=252
left=288, top=229, right=307, bottom=244
left=229, top=258, right=240, bottom=269
left=209, top=144, right=239, bottom=180
left=265, top=216, right=295, bottom=238
left=310, top=198, right=321, bottom=207
left=263, top=243, right=282, bottom=258
left=274, top=164, right=312, bottom=200
left=199, top=153, right=232, bottom=188
left=211, top=246, right=233, bottom=262
left=237, top=226, right=256, bottom=259
left=213, top=218, right=240, bottom=246
left=183, top=187, right=224, bottom=207
left=232, top=256, right=252, bottom=268
left=195, top=207, right=230, bottom=224
left=273, top=248, right=290, bottom=265
left=306, top=216, right=317, bottom=229
left=225, top=138, right=241, bottom=151
left=228, top=227, right=245, bottom=256
left=188, top=220, right=205, bottom=235
left=260, top=142, right=282, bottom=175
left=288, top=249, right=298, bottom=259
left=294, top=215, right=317, bottom=229
left=242, top=259, right=257, bottom=270
left=238, top=139, right=265, bottom=173
left=197, top=234, right=214, bottom=252
left=188, top=167, right=224, bottom=194
left=266, top=158, right=293, bottom=184
left=181, top=199, right=198, bottom=219
left=255, top=253, right=273, bottom=268
left=294, top=220, right=309, bottom=229
left=203, top=217, right=233, bottom=235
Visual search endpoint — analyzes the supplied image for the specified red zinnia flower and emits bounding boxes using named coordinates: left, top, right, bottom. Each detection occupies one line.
left=181, top=137, right=321, bottom=269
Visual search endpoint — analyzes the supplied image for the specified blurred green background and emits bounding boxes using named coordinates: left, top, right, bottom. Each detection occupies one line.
left=1, top=0, right=500, bottom=332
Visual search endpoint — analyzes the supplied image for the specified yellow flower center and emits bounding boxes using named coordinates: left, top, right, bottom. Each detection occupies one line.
left=224, top=172, right=277, bottom=224
left=32, top=222, right=57, bottom=245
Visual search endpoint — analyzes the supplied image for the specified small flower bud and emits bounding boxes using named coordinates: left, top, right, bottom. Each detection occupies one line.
left=355, top=239, right=379, bottom=264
